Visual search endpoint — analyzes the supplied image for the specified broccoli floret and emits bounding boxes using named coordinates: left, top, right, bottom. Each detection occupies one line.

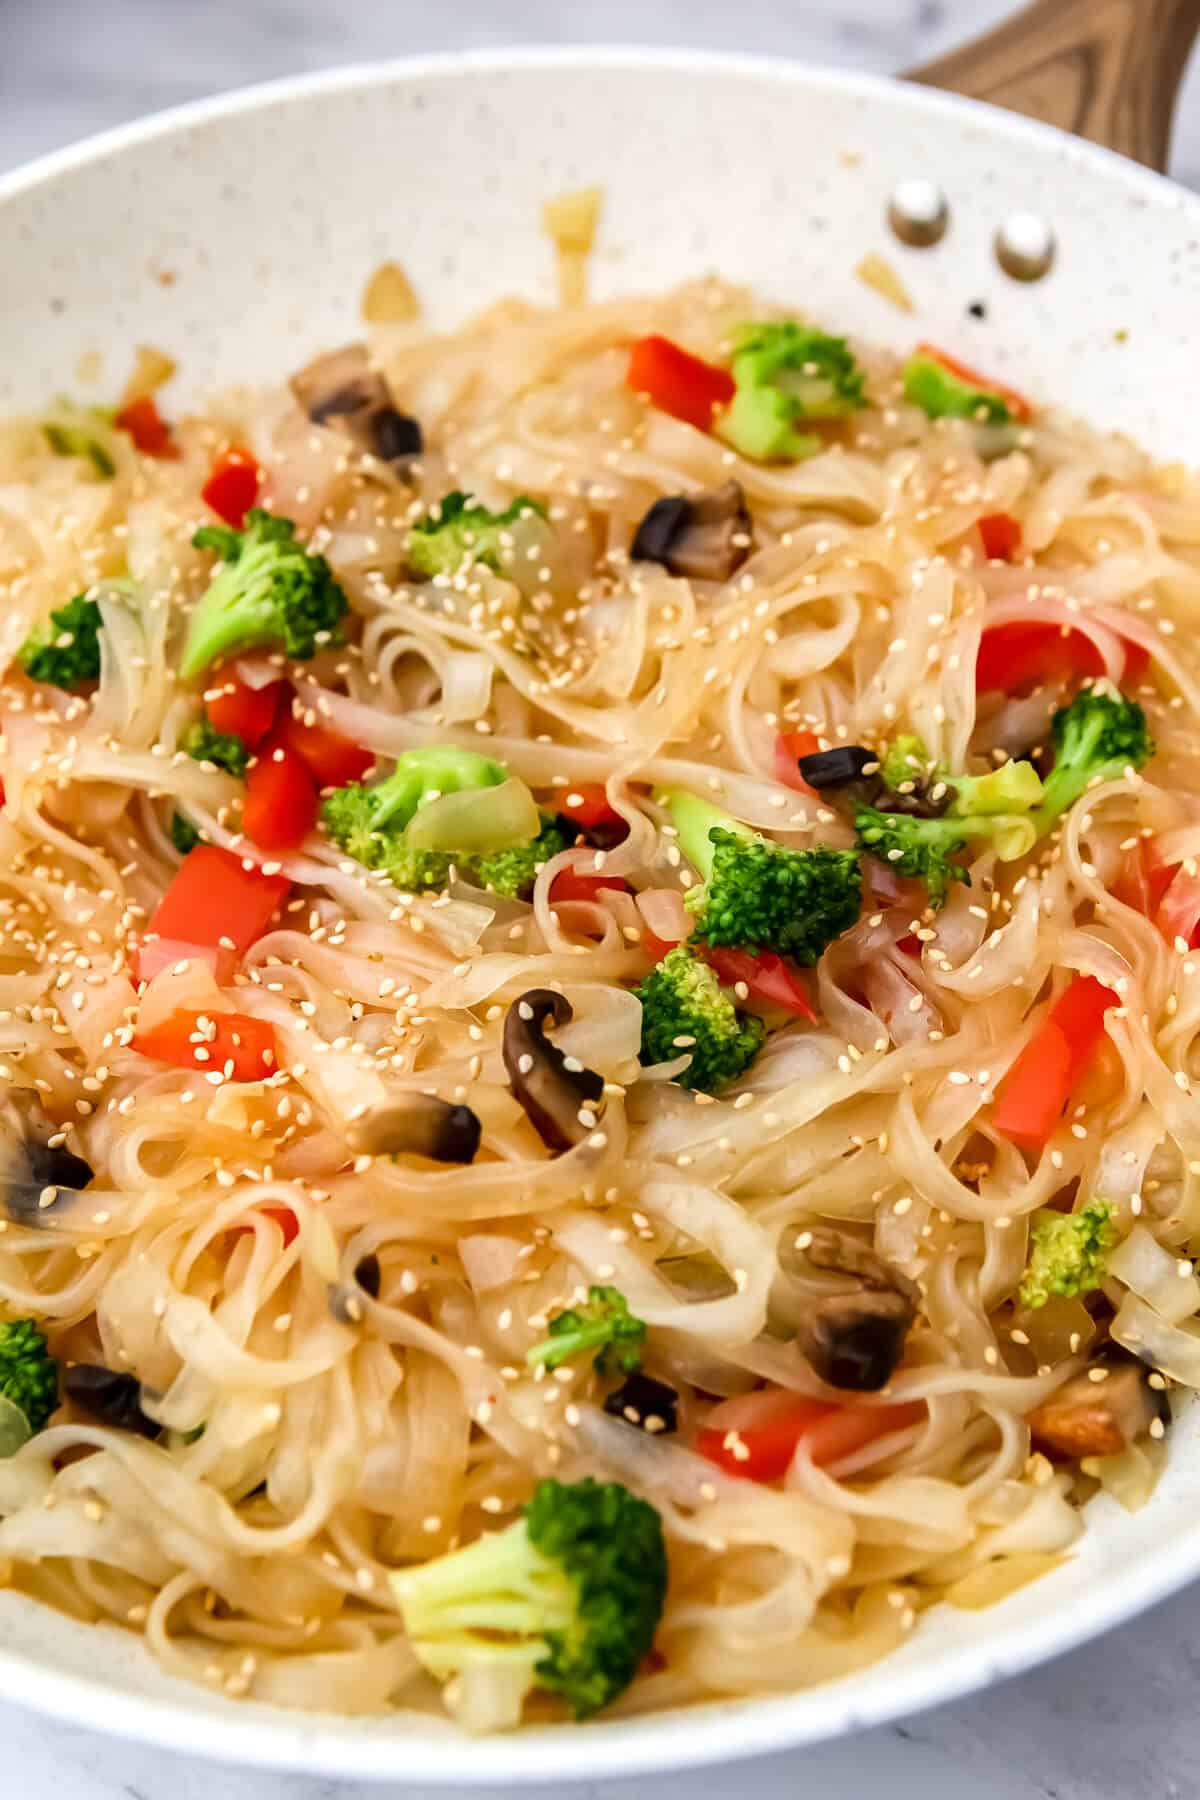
left=18, top=593, right=103, bottom=689
left=181, top=509, right=348, bottom=679
left=853, top=736, right=1043, bottom=906
left=1018, top=1200, right=1117, bottom=1310
left=323, top=746, right=522, bottom=892
left=902, top=351, right=1012, bottom=425
left=391, top=1476, right=668, bottom=1723
left=182, top=717, right=249, bottom=778
left=0, top=1319, right=58, bottom=1437
left=661, top=788, right=861, bottom=963
left=636, top=944, right=765, bottom=1092
left=1034, top=689, right=1154, bottom=831
left=718, top=322, right=866, bottom=463
left=169, top=812, right=202, bottom=855
left=469, top=815, right=571, bottom=900
left=527, top=1286, right=646, bottom=1375
left=407, top=490, right=548, bottom=581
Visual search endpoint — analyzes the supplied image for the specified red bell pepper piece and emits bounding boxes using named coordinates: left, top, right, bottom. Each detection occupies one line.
left=201, top=447, right=261, bottom=529
left=134, top=1008, right=277, bottom=1082
left=976, top=622, right=1149, bottom=693
left=277, top=705, right=374, bottom=788
left=550, top=868, right=631, bottom=904
left=773, top=729, right=821, bottom=796
left=697, top=1389, right=925, bottom=1483
left=135, top=845, right=289, bottom=985
left=556, top=782, right=629, bottom=840
left=626, top=335, right=735, bottom=433
left=242, top=738, right=319, bottom=852
left=993, top=975, right=1119, bottom=1150
left=115, top=395, right=180, bottom=460
left=896, top=933, right=922, bottom=957
left=977, top=512, right=1022, bottom=561
left=204, top=672, right=284, bottom=749
left=703, top=946, right=818, bottom=1021
left=916, top=343, right=1032, bottom=422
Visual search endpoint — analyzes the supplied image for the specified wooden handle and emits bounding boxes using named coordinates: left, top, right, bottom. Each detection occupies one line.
left=907, top=0, right=1200, bottom=171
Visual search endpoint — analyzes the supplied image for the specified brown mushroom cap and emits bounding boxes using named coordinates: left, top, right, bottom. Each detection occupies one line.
left=289, top=343, right=422, bottom=466
left=345, top=1095, right=480, bottom=1164
left=0, top=1098, right=95, bottom=1225
left=789, top=1227, right=919, bottom=1392
left=1028, top=1355, right=1169, bottom=1460
left=630, top=481, right=752, bottom=582
left=502, top=989, right=605, bottom=1153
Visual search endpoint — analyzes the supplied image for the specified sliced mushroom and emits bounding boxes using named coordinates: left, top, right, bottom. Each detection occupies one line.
left=345, top=1095, right=481, bottom=1164
left=62, top=1364, right=160, bottom=1439
left=1027, top=1354, right=1169, bottom=1460
left=603, top=1370, right=679, bottom=1435
left=630, top=481, right=752, bottom=582
left=796, top=745, right=877, bottom=790
left=502, top=989, right=605, bottom=1153
left=328, top=1252, right=383, bottom=1325
left=789, top=1227, right=919, bottom=1392
left=290, top=343, right=423, bottom=467
left=0, top=1101, right=95, bottom=1226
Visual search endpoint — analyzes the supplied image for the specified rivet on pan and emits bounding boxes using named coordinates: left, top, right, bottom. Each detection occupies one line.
left=886, top=180, right=949, bottom=248
left=995, top=211, right=1055, bottom=281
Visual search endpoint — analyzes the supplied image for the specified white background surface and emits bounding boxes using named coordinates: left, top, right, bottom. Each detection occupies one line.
left=2, top=2, right=1200, bottom=1796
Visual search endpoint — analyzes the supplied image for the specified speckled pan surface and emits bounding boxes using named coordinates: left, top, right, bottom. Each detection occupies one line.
left=2, top=46, right=1200, bottom=1784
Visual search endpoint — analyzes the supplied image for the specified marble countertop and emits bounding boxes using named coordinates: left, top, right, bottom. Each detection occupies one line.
left=3, top=2, right=1200, bottom=1796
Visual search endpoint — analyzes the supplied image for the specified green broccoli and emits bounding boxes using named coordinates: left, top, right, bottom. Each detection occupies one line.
left=18, top=593, right=103, bottom=689
left=527, top=1286, right=646, bottom=1375
left=323, top=746, right=537, bottom=893
left=718, top=321, right=867, bottom=463
left=391, top=1476, right=668, bottom=1722
left=1018, top=1200, right=1118, bottom=1310
left=1033, top=689, right=1154, bottom=833
left=169, top=812, right=202, bottom=855
left=660, top=788, right=861, bottom=964
left=636, top=944, right=765, bottom=1093
left=181, top=508, right=348, bottom=679
left=407, top=490, right=548, bottom=581
left=853, top=737, right=1043, bottom=907
left=0, top=1318, right=58, bottom=1453
left=902, top=350, right=1013, bottom=424
left=470, top=815, right=571, bottom=900
left=182, top=717, right=249, bottom=778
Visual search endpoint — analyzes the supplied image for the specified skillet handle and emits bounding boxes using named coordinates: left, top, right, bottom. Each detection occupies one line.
left=907, top=0, right=1200, bottom=172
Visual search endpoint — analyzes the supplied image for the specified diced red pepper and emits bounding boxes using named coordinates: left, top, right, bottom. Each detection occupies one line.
left=993, top=975, right=1119, bottom=1150
left=550, top=868, right=631, bottom=904
left=204, top=672, right=285, bottom=749
left=896, top=933, right=922, bottom=957
left=1113, top=838, right=1178, bottom=921
left=134, top=1008, right=277, bottom=1082
left=773, top=729, right=821, bottom=796
left=277, top=705, right=374, bottom=788
left=976, top=622, right=1149, bottom=693
left=242, top=738, right=319, bottom=852
left=703, top=946, right=818, bottom=1021
left=114, top=395, right=179, bottom=459
left=642, top=930, right=677, bottom=963
left=978, top=512, right=1022, bottom=561
left=916, top=343, right=1032, bottom=422
left=201, top=447, right=261, bottom=528
left=135, top=845, right=289, bottom=984
left=556, top=782, right=629, bottom=840
left=1156, top=866, right=1200, bottom=950
left=697, top=1388, right=925, bottom=1483
left=626, top=335, right=735, bottom=433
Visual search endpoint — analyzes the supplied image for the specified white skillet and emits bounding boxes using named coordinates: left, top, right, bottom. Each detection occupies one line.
left=1, top=0, right=1200, bottom=1780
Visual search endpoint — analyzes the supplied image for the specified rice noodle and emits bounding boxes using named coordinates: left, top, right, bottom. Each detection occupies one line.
left=0, top=272, right=1194, bottom=1731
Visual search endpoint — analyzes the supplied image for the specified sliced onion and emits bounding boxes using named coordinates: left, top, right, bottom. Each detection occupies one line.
left=943, top=1553, right=1066, bottom=1610
left=635, top=887, right=690, bottom=945
left=437, top=651, right=494, bottom=725
left=404, top=778, right=539, bottom=854
left=1110, top=1225, right=1200, bottom=1324
left=458, top=1234, right=528, bottom=1295
left=234, top=655, right=287, bottom=691
left=1111, top=1291, right=1200, bottom=1384
left=1081, top=1437, right=1166, bottom=1513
